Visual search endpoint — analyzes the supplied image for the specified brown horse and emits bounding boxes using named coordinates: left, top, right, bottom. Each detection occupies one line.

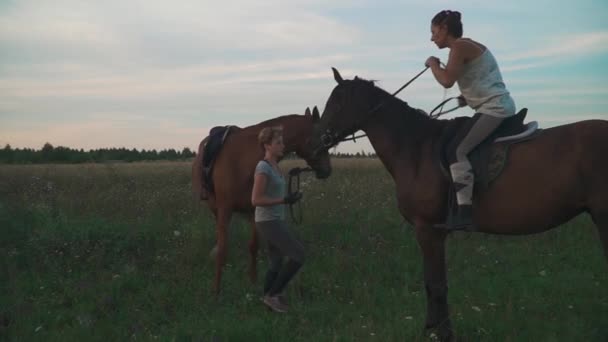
left=192, top=108, right=332, bottom=294
left=308, top=68, right=608, bottom=341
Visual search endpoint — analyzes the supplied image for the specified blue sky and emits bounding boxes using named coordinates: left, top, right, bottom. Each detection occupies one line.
left=1, top=0, right=607, bottom=153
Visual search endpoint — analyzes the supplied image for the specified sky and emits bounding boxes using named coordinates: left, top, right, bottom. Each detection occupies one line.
left=1, top=0, right=607, bottom=153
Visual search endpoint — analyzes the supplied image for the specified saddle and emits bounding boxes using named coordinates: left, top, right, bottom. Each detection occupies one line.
left=202, top=125, right=236, bottom=193
left=437, top=108, right=541, bottom=187
left=435, top=108, right=542, bottom=230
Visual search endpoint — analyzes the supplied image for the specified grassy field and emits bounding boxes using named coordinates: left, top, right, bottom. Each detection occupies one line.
left=1, top=159, right=606, bottom=341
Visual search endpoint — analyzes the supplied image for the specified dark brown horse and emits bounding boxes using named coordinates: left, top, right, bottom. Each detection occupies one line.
left=192, top=108, right=332, bottom=294
left=308, top=68, right=608, bottom=341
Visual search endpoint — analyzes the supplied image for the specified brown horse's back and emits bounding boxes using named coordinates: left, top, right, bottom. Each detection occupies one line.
left=475, top=120, right=608, bottom=234
left=209, top=128, right=262, bottom=212
left=192, top=127, right=254, bottom=208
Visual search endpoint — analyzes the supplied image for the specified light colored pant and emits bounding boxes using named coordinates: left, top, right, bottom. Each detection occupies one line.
left=449, top=113, right=504, bottom=205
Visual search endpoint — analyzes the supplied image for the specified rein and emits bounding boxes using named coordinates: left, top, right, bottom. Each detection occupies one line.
left=287, top=166, right=313, bottom=224
left=429, top=96, right=462, bottom=118
left=321, top=67, right=464, bottom=147
left=321, top=67, right=429, bottom=148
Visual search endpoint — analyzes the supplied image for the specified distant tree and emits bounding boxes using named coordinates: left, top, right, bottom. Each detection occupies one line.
left=0, top=144, right=13, bottom=163
left=181, top=147, right=195, bottom=159
left=0, top=143, right=207, bottom=164
left=52, top=146, right=70, bottom=162
left=40, top=143, right=54, bottom=162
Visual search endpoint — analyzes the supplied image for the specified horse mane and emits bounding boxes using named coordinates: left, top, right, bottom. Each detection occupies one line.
left=246, top=114, right=304, bottom=130
left=236, top=114, right=307, bottom=135
left=350, top=76, right=443, bottom=154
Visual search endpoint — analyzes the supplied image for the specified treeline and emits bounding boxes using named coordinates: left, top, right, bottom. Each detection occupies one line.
left=0, top=143, right=195, bottom=164
left=0, top=143, right=377, bottom=164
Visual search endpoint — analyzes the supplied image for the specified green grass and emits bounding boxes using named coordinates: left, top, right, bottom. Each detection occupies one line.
left=1, top=160, right=606, bottom=341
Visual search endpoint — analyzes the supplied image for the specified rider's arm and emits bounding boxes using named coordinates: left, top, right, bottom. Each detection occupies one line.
left=430, top=43, right=466, bottom=88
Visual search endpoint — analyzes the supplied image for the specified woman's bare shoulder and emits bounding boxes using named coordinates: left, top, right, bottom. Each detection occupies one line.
left=457, top=38, right=486, bottom=51
left=454, top=38, right=486, bottom=61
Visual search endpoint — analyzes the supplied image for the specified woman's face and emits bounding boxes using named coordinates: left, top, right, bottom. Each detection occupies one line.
left=430, top=23, right=449, bottom=49
left=265, top=135, right=284, bottom=158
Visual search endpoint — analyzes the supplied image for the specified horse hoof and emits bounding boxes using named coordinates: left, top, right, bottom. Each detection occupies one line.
left=425, top=324, right=455, bottom=342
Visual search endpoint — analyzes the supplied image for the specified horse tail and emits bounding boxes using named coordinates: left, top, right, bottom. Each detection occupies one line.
left=192, top=136, right=210, bottom=201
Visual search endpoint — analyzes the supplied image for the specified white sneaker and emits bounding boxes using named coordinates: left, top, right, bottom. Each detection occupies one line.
left=263, top=295, right=289, bottom=313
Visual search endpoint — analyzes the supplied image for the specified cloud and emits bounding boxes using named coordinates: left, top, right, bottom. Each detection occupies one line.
left=515, top=87, right=608, bottom=98
left=1, top=1, right=607, bottom=154
left=501, top=62, right=549, bottom=72
left=503, top=31, right=608, bottom=62
left=0, top=55, right=353, bottom=100
left=0, top=0, right=362, bottom=69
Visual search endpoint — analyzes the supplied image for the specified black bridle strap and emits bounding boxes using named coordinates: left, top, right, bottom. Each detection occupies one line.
left=329, top=67, right=430, bottom=145
left=340, top=133, right=367, bottom=143
left=391, top=67, right=431, bottom=97
left=429, top=96, right=461, bottom=119
left=368, top=66, right=430, bottom=116
left=287, top=167, right=312, bottom=224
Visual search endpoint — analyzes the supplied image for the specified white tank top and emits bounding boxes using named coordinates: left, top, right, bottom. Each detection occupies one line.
left=457, top=41, right=515, bottom=117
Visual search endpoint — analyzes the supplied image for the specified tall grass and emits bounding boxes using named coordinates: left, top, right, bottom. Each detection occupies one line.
left=1, top=160, right=606, bottom=341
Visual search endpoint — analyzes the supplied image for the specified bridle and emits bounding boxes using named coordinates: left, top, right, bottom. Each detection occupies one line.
left=318, top=67, right=429, bottom=150
left=287, top=166, right=312, bottom=224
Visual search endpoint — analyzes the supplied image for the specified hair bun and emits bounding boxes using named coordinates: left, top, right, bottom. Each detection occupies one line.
left=432, top=10, right=464, bottom=37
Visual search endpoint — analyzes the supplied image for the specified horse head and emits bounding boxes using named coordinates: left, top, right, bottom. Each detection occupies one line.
left=293, top=106, right=332, bottom=179
left=310, top=67, right=380, bottom=155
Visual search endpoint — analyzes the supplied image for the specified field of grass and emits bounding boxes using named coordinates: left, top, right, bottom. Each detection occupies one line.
left=1, top=159, right=607, bottom=341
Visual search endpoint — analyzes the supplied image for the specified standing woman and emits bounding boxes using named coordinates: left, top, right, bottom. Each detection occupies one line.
left=251, top=126, right=305, bottom=313
left=425, top=10, right=517, bottom=230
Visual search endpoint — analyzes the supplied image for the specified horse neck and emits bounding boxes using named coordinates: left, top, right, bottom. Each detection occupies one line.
left=361, top=95, right=441, bottom=177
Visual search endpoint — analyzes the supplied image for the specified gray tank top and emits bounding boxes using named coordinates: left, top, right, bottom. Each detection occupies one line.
left=457, top=40, right=515, bottom=117
left=254, top=160, right=286, bottom=222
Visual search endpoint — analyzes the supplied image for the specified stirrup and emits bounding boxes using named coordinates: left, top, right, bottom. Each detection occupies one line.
left=434, top=205, right=475, bottom=231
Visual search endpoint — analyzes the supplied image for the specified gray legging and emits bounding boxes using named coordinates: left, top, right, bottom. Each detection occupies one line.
left=256, top=220, right=306, bottom=296
left=256, top=220, right=305, bottom=270
left=448, top=113, right=504, bottom=165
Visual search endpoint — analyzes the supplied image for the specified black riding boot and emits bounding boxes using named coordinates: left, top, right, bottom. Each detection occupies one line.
left=267, top=259, right=302, bottom=296
left=263, top=270, right=279, bottom=295
left=447, top=204, right=474, bottom=230
left=435, top=161, right=476, bottom=231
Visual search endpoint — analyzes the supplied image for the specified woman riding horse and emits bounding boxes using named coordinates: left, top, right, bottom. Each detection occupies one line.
left=426, top=10, right=517, bottom=230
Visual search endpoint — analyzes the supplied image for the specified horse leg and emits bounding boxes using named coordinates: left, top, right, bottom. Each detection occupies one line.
left=214, top=207, right=232, bottom=295
left=414, top=222, right=454, bottom=342
left=209, top=207, right=218, bottom=259
left=193, top=137, right=209, bottom=200
left=248, top=214, right=259, bottom=283
left=591, top=210, right=608, bottom=262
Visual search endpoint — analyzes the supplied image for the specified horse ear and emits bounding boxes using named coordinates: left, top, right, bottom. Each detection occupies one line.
left=305, top=107, right=311, bottom=116
left=332, top=67, right=343, bottom=84
left=312, top=106, right=320, bottom=122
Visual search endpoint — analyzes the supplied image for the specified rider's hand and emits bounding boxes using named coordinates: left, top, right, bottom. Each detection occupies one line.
left=457, top=95, right=467, bottom=107
left=288, top=168, right=302, bottom=177
left=425, top=56, right=440, bottom=68
left=284, top=191, right=303, bottom=205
